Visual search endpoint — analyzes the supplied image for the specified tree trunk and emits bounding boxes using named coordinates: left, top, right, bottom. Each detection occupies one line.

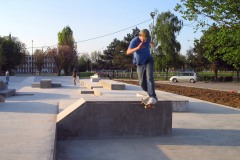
left=237, top=69, right=239, bottom=82
left=213, top=61, right=218, bottom=81
left=57, top=69, right=61, bottom=76
left=165, top=64, right=169, bottom=80
left=130, top=67, right=133, bottom=79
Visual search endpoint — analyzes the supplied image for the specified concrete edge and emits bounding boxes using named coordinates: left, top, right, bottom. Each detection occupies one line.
left=57, top=98, right=86, bottom=123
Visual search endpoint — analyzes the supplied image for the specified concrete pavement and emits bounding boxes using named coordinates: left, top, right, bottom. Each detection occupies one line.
left=0, top=76, right=240, bottom=160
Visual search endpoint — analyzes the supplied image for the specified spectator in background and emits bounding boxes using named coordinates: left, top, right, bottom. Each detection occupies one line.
left=5, top=70, right=9, bottom=85
left=72, top=69, right=77, bottom=86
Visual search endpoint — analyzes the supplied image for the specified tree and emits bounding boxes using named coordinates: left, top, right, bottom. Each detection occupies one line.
left=121, top=27, right=140, bottom=79
left=175, top=0, right=240, bottom=81
left=34, top=49, right=45, bottom=75
left=77, top=53, right=90, bottom=72
left=154, top=11, right=183, bottom=79
left=58, top=45, right=77, bottom=75
left=201, top=25, right=240, bottom=81
left=175, top=0, right=240, bottom=28
left=0, top=35, right=26, bottom=72
left=58, top=26, right=75, bottom=48
left=99, top=38, right=121, bottom=70
left=47, top=47, right=62, bottom=76
left=186, top=40, right=210, bottom=72
left=90, top=51, right=101, bottom=71
left=57, top=26, right=78, bottom=75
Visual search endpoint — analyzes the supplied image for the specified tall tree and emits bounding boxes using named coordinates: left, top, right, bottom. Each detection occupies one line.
left=47, top=47, right=62, bottom=76
left=58, top=26, right=75, bottom=48
left=175, top=0, right=239, bottom=28
left=201, top=25, right=240, bottom=80
left=34, top=49, right=45, bottom=75
left=57, top=26, right=78, bottom=75
left=58, top=45, right=77, bottom=75
left=99, top=38, right=121, bottom=70
left=90, top=51, right=101, bottom=71
left=175, top=0, right=240, bottom=81
left=155, top=11, right=183, bottom=79
left=77, top=53, right=90, bottom=72
left=0, top=35, right=26, bottom=71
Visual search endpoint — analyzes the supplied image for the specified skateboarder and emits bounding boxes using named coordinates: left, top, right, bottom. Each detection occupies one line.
left=126, top=29, right=157, bottom=105
left=5, top=70, right=9, bottom=85
left=72, top=69, right=77, bottom=86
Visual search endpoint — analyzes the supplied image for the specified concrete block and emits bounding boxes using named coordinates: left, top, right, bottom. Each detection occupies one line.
left=100, top=80, right=125, bottom=90
left=85, top=82, right=103, bottom=90
left=172, top=101, right=189, bottom=112
left=52, top=82, right=62, bottom=88
left=57, top=99, right=172, bottom=139
left=0, top=80, right=7, bottom=90
left=40, top=79, right=52, bottom=88
left=32, top=82, right=40, bottom=88
left=0, top=95, right=5, bottom=102
left=90, top=77, right=100, bottom=82
left=0, top=89, right=16, bottom=97
left=80, top=90, right=94, bottom=94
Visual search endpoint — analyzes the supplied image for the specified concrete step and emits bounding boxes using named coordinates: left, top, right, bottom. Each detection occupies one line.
left=0, top=88, right=16, bottom=97
left=57, top=97, right=172, bottom=140
left=0, top=102, right=58, bottom=160
left=79, top=79, right=103, bottom=89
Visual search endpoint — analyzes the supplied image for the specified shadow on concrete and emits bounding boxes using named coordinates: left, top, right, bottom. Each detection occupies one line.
left=189, top=102, right=240, bottom=114
left=57, top=138, right=172, bottom=160
left=0, top=102, right=57, bottom=114
left=57, top=128, right=240, bottom=159
left=6, top=91, right=74, bottom=102
left=170, top=128, right=240, bottom=146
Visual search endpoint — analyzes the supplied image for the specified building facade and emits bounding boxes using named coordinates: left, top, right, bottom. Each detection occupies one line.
left=16, top=55, right=57, bottom=74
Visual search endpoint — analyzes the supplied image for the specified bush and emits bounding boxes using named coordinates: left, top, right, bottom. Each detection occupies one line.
left=79, top=72, right=95, bottom=78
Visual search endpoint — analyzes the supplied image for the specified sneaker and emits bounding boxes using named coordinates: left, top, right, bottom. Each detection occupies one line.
left=147, top=97, right=157, bottom=105
left=141, top=96, right=149, bottom=103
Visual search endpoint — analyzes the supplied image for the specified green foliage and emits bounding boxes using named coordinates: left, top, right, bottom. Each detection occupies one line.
left=186, top=40, right=210, bottom=71
left=175, top=0, right=240, bottom=28
left=58, top=26, right=75, bottom=48
left=0, top=35, right=26, bottom=71
left=154, top=11, right=183, bottom=77
left=77, top=53, right=90, bottom=72
left=201, top=24, right=240, bottom=70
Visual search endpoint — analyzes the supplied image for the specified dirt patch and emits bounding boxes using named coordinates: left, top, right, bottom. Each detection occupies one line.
left=117, top=79, right=240, bottom=109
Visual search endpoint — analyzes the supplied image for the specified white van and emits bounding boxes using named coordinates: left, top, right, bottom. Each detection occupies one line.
left=170, top=72, right=197, bottom=83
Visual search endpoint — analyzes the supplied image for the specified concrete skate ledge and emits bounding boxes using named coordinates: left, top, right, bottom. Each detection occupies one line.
left=40, top=79, right=52, bottom=88
left=100, top=80, right=125, bottom=90
left=32, top=80, right=61, bottom=88
left=79, top=80, right=103, bottom=89
left=57, top=98, right=172, bottom=139
left=0, top=88, right=16, bottom=98
left=0, top=95, right=5, bottom=102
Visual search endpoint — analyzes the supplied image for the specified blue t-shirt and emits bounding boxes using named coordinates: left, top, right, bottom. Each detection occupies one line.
left=128, top=36, right=152, bottom=65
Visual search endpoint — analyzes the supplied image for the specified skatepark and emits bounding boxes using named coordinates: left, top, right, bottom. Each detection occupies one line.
left=0, top=76, right=240, bottom=160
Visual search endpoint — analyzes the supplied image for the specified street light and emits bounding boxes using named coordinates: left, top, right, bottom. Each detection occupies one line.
left=32, top=40, right=33, bottom=75
left=150, top=11, right=156, bottom=54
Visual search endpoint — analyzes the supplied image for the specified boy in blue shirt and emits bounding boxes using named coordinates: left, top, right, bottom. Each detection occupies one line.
left=126, top=29, right=157, bottom=105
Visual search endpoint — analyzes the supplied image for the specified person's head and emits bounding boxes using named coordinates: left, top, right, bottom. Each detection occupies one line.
left=139, top=29, right=150, bottom=42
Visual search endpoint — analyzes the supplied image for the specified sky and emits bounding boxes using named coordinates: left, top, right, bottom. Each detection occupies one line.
left=0, top=0, right=202, bottom=55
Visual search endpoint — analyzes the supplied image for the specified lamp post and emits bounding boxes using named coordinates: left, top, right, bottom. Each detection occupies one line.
left=150, top=12, right=156, bottom=41
left=32, top=40, right=33, bottom=75
left=150, top=11, right=156, bottom=54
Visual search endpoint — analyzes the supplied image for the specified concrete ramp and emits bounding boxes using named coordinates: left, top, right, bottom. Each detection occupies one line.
left=57, top=98, right=172, bottom=140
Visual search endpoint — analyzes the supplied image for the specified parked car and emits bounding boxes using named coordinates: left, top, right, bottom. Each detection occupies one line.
left=170, top=72, right=197, bottom=83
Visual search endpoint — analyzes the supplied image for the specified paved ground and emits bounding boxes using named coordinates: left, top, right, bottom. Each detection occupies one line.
left=0, top=76, right=240, bottom=160
left=156, top=81, right=240, bottom=92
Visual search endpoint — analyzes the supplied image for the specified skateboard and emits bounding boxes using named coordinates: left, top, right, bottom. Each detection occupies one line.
left=141, top=98, right=155, bottom=109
